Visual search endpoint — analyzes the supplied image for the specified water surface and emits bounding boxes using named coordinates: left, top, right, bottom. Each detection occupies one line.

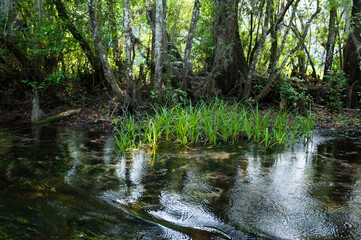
left=0, top=123, right=361, bottom=239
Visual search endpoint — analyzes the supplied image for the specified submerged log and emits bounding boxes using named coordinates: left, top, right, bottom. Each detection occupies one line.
left=33, top=109, right=81, bottom=126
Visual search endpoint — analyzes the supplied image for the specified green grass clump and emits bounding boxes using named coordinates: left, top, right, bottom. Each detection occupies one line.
left=113, top=99, right=315, bottom=153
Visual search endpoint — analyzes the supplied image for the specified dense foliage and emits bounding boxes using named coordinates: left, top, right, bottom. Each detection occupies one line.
left=0, top=0, right=360, bottom=112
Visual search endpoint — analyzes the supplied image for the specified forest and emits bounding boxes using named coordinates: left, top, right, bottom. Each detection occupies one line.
left=0, top=0, right=360, bottom=111
left=2, top=1, right=361, bottom=239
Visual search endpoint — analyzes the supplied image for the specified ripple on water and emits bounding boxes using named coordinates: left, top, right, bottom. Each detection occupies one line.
left=2, top=126, right=361, bottom=239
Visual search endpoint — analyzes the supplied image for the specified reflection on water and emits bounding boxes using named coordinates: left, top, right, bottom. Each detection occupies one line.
left=0, top=124, right=361, bottom=239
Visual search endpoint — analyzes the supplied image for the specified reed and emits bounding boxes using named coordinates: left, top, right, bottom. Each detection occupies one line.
left=113, top=99, right=316, bottom=153
left=113, top=115, right=137, bottom=151
left=144, top=120, right=159, bottom=152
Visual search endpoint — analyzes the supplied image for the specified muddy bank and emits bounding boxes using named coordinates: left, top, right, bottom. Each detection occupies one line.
left=312, top=105, right=361, bottom=136
left=0, top=96, right=115, bottom=131
left=1, top=98, right=361, bottom=136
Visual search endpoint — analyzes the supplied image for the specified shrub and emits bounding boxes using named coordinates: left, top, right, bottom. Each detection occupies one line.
left=274, top=75, right=313, bottom=111
left=324, top=70, right=347, bottom=112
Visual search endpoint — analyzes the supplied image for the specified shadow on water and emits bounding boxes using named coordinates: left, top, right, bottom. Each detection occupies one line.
left=0, top=123, right=361, bottom=239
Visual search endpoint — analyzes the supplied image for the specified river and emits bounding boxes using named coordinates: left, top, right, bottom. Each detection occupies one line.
left=0, top=123, right=360, bottom=239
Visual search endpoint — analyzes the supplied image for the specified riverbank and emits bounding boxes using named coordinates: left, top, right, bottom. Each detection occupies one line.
left=0, top=96, right=114, bottom=131
left=312, top=104, right=361, bottom=136
left=1, top=96, right=361, bottom=136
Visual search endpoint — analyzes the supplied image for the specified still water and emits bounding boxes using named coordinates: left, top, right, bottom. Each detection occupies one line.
left=0, top=123, right=361, bottom=239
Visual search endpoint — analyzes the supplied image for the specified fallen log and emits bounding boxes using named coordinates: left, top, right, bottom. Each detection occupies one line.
left=33, top=109, right=81, bottom=126
left=341, top=108, right=361, bottom=112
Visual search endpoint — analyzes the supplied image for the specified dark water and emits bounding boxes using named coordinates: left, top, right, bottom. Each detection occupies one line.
left=0, top=123, right=361, bottom=239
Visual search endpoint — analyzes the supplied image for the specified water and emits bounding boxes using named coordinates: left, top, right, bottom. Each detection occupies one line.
left=0, top=123, right=361, bottom=239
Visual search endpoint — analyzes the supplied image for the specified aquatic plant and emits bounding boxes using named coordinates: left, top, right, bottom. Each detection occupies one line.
left=113, top=99, right=316, bottom=153
left=114, top=115, right=138, bottom=151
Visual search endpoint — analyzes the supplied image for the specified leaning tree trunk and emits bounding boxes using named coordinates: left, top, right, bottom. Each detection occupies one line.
left=255, top=0, right=320, bottom=102
left=211, top=0, right=248, bottom=95
left=343, top=0, right=361, bottom=107
left=88, top=0, right=127, bottom=102
left=53, top=0, right=102, bottom=80
left=324, top=5, right=337, bottom=78
left=290, top=22, right=318, bottom=79
left=243, top=0, right=272, bottom=99
left=181, top=0, right=200, bottom=91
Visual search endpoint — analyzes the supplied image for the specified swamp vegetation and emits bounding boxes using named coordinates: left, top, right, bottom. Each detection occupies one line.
left=114, top=99, right=315, bottom=152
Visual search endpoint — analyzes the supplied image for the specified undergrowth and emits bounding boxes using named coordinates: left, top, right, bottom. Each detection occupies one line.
left=113, top=99, right=315, bottom=153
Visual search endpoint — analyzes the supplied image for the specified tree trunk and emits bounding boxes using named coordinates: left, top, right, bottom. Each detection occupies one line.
left=88, top=0, right=126, bottom=101
left=268, top=13, right=278, bottom=74
left=291, top=25, right=317, bottom=79
left=211, top=0, right=248, bottom=95
left=249, top=0, right=294, bottom=66
left=108, top=0, right=123, bottom=71
left=255, top=0, right=320, bottom=102
left=124, top=0, right=134, bottom=93
left=181, top=0, right=200, bottom=91
left=246, top=12, right=254, bottom=64
left=338, top=29, right=343, bottom=69
left=344, top=0, right=361, bottom=107
left=324, top=5, right=337, bottom=78
left=298, top=53, right=306, bottom=75
left=243, top=0, right=272, bottom=99
left=153, top=0, right=165, bottom=93
left=248, top=0, right=266, bottom=65
left=148, top=0, right=182, bottom=91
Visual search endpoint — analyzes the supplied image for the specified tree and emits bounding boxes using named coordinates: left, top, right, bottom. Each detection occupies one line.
left=324, top=2, right=337, bottom=78
left=53, top=0, right=103, bottom=81
left=211, top=0, right=248, bottom=95
left=88, top=0, right=127, bottom=101
left=108, top=0, right=124, bottom=71
left=124, top=0, right=134, bottom=94
left=181, top=0, right=200, bottom=91
left=1, top=0, right=64, bottom=95
left=1, top=0, right=358, bottom=109
left=242, top=0, right=297, bottom=100
left=254, top=0, right=320, bottom=102
left=153, top=0, right=165, bottom=93
left=343, top=0, right=361, bottom=107
left=243, top=0, right=272, bottom=99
